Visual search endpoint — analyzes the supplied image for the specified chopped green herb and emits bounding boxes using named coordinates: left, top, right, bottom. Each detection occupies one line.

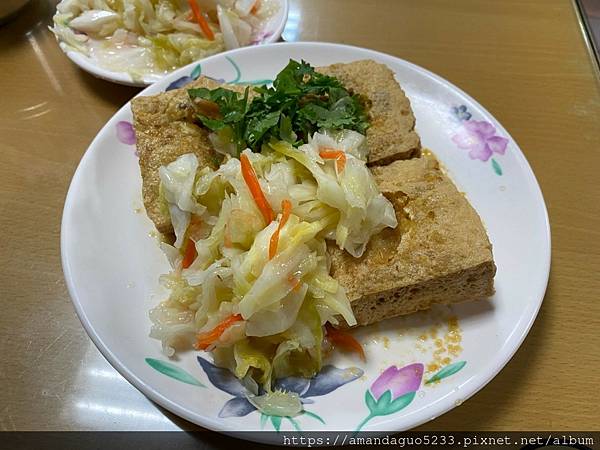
left=188, top=60, right=370, bottom=155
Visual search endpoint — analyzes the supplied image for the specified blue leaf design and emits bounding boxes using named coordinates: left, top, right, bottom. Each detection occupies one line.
left=302, top=410, right=325, bottom=424
left=260, top=413, right=268, bottom=429
left=226, top=56, right=241, bottom=83
left=218, top=397, right=256, bottom=418
left=145, top=358, right=205, bottom=387
left=386, top=391, right=416, bottom=414
left=241, top=78, right=274, bottom=86
left=165, top=76, right=193, bottom=91
left=270, top=415, right=282, bottom=432
left=365, top=390, right=377, bottom=413
left=204, top=75, right=226, bottom=83
left=190, top=64, right=202, bottom=80
left=491, top=158, right=503, bottom=176
left=303, top=366, right=364, bottom=398
left=355, top=391, right=417, bottom=432
left=197, top=356, right=248, bottom=397
left=425, top=361, right=467, bottom=384
left=376, top=390, right=392, bottom=410
left=273, top=376, right=310, bottom=396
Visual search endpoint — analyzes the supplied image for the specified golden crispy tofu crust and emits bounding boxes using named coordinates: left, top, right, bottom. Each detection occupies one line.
left=132, top=78, right=250, bottom=233
left=317, top=60, right=421, bottom=165
left=131, top=61, right=494, bottom=325
left=328, top=154, right=495, bottom=326
left=133, top=60, right=422, bottom=233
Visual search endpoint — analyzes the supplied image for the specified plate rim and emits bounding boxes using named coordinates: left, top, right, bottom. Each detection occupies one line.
left=56, top=0, right=290, bottom=87
left=60, top=41, right=551, bottom=437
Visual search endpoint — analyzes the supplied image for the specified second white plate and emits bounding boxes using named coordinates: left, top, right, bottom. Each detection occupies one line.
left=56, top=0, right=289, bottom=86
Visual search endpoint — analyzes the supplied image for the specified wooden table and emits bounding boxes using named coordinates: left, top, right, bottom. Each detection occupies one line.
left=1, top=0, right=599, bottom=433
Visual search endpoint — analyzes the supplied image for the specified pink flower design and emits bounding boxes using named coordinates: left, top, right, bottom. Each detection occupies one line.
left=116, top=121, right=136, bottom=146
left=452, top=120, right=508, bottom=162
left=355, top=360, right=469, bottom=431
left=355, top=363, right=424, bottom=431
left=370, top=363, right=424, bottom=401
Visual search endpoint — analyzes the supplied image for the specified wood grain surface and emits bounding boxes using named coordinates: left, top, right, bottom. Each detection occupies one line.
left=0, top=0, right=598, bottom=432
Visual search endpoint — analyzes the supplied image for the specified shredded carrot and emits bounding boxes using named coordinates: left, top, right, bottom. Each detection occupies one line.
left=268, top=199, right=292, bottom=259
left=240, top=153, right=274, bottom=225
left=188, top=0, right=215, bottom=40
left=287, top=274, right=301, bottom=292
left=194, top=314, right=243, bottom=350
left=319, top=148, right=347, bottom=173
left=181, top=238, right=197, bottom=269
left=250, top=0, right=260, bottom=14
left=325, top=323, right=366, bottom=361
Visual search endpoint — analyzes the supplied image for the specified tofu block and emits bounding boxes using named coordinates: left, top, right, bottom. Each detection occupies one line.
left=133, top=59, right=422, bottom=234
left=317, top=60, right=421, bottom=165
left=328, top=153, right=496, bottom=326
left=132, top=78, right=249, bottom=233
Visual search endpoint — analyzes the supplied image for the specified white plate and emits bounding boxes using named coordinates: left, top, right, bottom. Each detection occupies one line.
left=56, top=0, right=289, bottom=87
left=61, top=42, right=550, bottom=440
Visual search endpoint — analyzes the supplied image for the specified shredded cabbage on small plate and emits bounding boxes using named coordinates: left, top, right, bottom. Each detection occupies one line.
left=50, top=0, right=280, bottom=83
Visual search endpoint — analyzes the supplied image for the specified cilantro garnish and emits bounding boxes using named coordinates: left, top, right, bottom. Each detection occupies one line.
left=188, top=60, right=370, bottom=155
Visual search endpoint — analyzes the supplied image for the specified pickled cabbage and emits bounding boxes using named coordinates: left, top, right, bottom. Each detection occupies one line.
left=149, top=131, right=397, bottom=411
left=51, top=0, right=277, bottom=79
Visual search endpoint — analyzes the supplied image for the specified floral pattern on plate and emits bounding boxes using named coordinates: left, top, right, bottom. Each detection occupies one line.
left=451, top=105, right=508, bottom=175
left=354, top=361, right=466, bottom=431
left=116, top=121, right=136, bottom=146
left=165, top=56, right=273, bottom=92
left=146, top=356, right=466, bottom=432
left=146, top=355, right=364, bottom=431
